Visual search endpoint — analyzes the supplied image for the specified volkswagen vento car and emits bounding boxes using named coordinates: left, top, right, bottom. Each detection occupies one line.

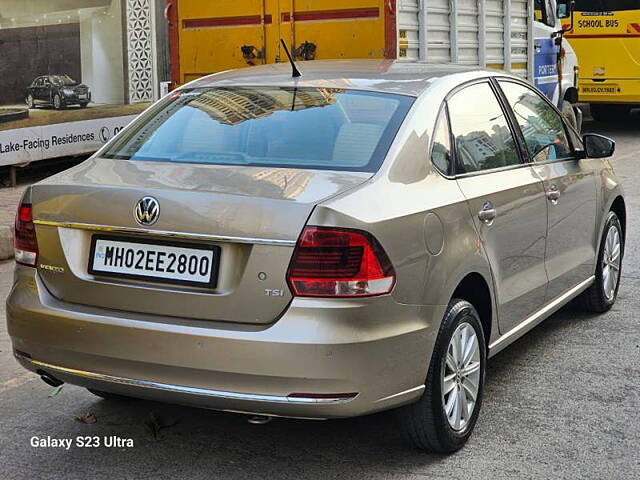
left=25, top=75, right=91, bottom=110
left=7, top=61, right=625, bottom=453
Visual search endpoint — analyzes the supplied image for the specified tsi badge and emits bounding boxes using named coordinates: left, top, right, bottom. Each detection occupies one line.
left=264, top=288, right=284, bottom=297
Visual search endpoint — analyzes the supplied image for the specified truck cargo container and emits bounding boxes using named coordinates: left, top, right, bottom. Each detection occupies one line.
left=165, top=0, right=579, bottom=118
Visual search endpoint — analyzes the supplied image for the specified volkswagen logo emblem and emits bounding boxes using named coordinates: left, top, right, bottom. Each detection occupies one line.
left=134, top=196, right=160, bottom=226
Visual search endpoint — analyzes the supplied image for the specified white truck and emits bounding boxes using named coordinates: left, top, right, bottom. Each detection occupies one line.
left=396, top=0, right=580, bottom=127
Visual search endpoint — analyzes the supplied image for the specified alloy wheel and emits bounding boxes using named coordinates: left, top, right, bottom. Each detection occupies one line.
left=441, top=322, right=481, bottom=431
left=602, top=224, right=621, bottom=301
left=54, top=95, right=61, bottom=109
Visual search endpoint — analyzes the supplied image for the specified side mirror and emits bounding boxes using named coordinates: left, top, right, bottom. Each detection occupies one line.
left=583, top=134, right=615, bottom=158
left=557, top=0, right=570, bottom=18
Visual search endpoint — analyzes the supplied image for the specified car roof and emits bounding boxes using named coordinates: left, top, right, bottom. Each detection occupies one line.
left=183, top=59, right=515, bottom=97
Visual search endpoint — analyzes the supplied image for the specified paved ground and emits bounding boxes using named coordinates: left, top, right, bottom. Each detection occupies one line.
left=0, top=113, right=638, bottom=479
left=0, top=103, right=150, bottom=132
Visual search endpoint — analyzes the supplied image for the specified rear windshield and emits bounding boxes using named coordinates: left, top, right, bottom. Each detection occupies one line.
left=574, top=0, right=640, bottom=11
left=101, top=86, right=414, bottom=172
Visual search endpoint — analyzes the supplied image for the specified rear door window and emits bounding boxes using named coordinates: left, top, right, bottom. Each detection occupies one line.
left=101, top=87, right=414, bottom=173
left=447, top=82, right=521, bottom=174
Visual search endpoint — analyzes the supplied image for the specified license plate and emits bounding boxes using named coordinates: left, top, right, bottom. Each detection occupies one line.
left=89, top=236, right=219, bottom=287
left=581, top=84, right=618, bottom=95
left=78, top=94, right=87, bottom=99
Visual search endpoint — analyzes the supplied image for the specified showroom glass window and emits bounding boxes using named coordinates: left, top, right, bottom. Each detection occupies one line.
left=447, top=82, right=520, bottom=174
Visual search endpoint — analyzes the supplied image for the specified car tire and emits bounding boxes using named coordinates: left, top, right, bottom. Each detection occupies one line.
left=590, top=104, right=631, bottom=122
left=578, top=211, right=623, bottom=313
left=25, top=94, right=35, bottom=109
left=396, top=299, right=486, bottom=453
left=560, top=100, right=578, bottom=131
left=53, top=94, right=63, bottom=110
left=87, top=388, right=135, bottom=401
left=79, top=102, right=88, bottom=108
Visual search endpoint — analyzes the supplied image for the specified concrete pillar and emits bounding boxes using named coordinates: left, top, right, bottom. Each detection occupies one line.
left=79, top=0, right=125, bottom=104
left=124, top=0, right=154, bottom=103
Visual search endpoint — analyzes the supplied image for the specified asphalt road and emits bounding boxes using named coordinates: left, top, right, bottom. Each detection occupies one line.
left=0, top=113, right=639, bottom=480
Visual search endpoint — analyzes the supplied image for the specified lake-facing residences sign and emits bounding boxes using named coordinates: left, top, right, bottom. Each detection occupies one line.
left=0, top=115, right=137, bottom=166
left=1, top=132, right=96, bottom=153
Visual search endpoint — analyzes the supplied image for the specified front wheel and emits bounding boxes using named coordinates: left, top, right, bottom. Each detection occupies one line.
left=578, top=211, right=623, bottom=312
left=53, top=94, right=63, bottom=110
left=25, top=94, right=34, bottom=109
left=396, top=299, right=486, bottom=453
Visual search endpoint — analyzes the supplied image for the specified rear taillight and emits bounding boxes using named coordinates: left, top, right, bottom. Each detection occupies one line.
left=15, top=203, right=38, bottom=267
left=286, top=226, right=395, bottom=297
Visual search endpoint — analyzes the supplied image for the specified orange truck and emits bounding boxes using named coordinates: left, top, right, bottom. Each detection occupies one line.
left=165, top=0, right=397, bottom=86
left=163, top=0, right=537, bottom=81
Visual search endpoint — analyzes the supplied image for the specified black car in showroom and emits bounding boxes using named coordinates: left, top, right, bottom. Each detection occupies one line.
left=25, top=75, right=91, bottom=109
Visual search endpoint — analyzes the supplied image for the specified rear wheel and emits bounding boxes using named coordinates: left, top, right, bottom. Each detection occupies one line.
left=578, top=211, right=623, bottom=312
left=396, top=299, right=486, bottom=453
left=590, top=104, right=631, bottom=122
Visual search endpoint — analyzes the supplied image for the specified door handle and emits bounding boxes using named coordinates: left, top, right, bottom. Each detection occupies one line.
left=546, top=184, right=561, bottom=203
left=478, top=202, right=496, bottom=224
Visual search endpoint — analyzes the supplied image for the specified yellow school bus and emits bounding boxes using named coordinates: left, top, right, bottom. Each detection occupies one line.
left=562, top=0, right=640, bottom=121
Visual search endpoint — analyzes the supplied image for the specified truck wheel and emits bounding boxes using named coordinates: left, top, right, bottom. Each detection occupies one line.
left=578, top=211, right=623, bottom=313
left=590, top=104, right=631, bottom=122
left=560, top=100, right=578, bottom=130
left=396, top=299, right=486, bottom=453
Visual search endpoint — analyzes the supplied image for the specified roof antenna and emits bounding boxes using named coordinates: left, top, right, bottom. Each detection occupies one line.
left=280, top=39, right=301, bottom=78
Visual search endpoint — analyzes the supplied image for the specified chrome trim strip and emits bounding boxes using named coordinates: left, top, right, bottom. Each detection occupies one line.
left=374, top=385, right=425, bottom=403
left=15, top=354, right=356, bottom=405
left=488, top=276, right=595, bottom=356
left=33, top=220, right=296, bottom=247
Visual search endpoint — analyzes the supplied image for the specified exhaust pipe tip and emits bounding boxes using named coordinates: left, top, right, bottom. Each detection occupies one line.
left=37, top=370, right=64, bottom=388
left=247, top=415, right=272, bottom=425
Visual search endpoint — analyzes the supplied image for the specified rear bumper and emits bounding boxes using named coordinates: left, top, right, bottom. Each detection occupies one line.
left=579, top=79, right=640, bottom=104
left=7, top=267, right=443, bottom=418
